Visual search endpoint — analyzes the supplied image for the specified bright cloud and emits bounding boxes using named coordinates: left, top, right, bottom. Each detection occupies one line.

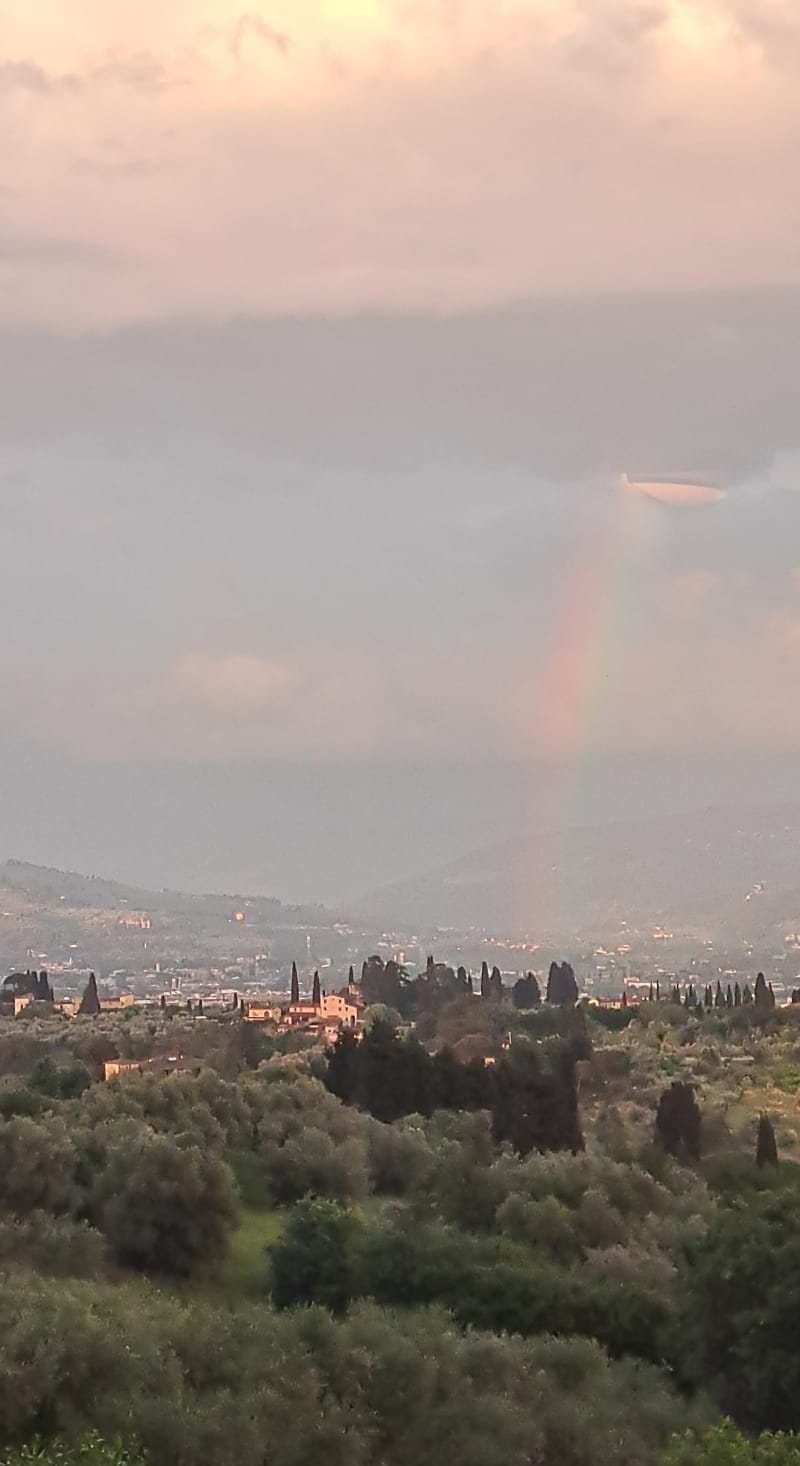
left=1, top=0, right=799, bottom=324
left=173, top=652, right=299, bottom=713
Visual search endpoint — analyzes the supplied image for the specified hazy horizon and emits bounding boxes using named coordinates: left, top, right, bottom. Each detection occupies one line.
left=5, top=747, right=800, bottom=909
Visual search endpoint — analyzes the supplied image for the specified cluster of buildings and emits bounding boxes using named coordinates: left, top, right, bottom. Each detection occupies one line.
left=0, top=962, right=365, bottom=1045
left=242, top=965, right=363, bottom=1044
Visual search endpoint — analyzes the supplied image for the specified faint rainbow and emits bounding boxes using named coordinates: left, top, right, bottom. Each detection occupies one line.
left=519, top=481, right=653, bottom=943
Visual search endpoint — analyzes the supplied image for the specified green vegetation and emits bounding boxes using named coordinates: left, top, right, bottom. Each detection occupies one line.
left=0, top=983, right=798, bottom=1462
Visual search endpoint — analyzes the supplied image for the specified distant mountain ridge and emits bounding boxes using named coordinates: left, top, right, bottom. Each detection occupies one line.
left=354, top=803, right=800, bottom=942
left=0, top=860, right=342, bottom=975
left=0, top=859, right=331, bottom=921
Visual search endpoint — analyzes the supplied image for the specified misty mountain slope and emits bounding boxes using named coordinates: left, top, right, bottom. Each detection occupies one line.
left=0, top=860, right=342, bottom=974
left=0, top=860, right=331, bottom=922
left=354, top=805, right=800, bottom=940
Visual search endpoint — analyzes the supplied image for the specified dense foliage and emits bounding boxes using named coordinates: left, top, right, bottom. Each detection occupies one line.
left=324, top=1021, right=583, bottom=1153
left=0, top=983, right=797, bottom=1462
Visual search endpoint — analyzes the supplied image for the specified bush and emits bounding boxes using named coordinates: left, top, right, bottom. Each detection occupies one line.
left=91, top=1132, right=236, bottom=1278
left=0, top=1433, right=144, bottom=1466
left=662, top=1421, right=800, bottom=1465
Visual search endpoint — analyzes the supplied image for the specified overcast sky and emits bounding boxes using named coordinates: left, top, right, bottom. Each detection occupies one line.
left=2, top=0, right=799, bottom=900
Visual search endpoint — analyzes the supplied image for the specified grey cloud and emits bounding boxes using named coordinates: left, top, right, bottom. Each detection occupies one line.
left=70, top=155, right=162, bottom=179
left=1, top=287, right=796, bottom=483
left=0, top=60, right=81, bottom=94
left=725, top=0, right=800, bottom=66
left=0, top=49, right=182, bottom=97
left=0, top=229, right=117, bottom=265
left=88, top=51, right=182, bottom=93
left=566, top=0, right=668, bottom=75
left=229, top=15, right=293, bottom=61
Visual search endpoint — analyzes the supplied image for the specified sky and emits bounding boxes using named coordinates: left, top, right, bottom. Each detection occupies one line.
left=2, top=0, right=800, bottom=902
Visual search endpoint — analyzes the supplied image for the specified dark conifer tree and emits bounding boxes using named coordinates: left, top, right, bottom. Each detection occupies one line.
left=655, top=1081, right=702, bottom=1161
left=547, top=961, right=579, bottom=1007
left=348, top=965, right=355, bottom=985
left=512, top=972, right=541, bottom=1009
left=734, top=982, right=742, bottom=1007
left=77, top=972, right=101, bottom=1017
left=312, top=971, right=321, bottom=1006
left=756, top=1113, right=779, bottom=1168
left=186, top=998, right=193, bottom=1013
left=656, top=980, right=661, bottom=1001
left=160, top=994, right=166, bottom=1010
left=743, top=982, right=753, bottom=1005
left=714, top=980, right=723, bottom=1008
left=754, top=971, right=770, bottom=1012
left=291, top=962, right=300, bottom=1005
left=769, top=981, right=777, bottom=1009
left=480, top=961, right=490, bottom=999
left=648, top=983, right=654, bottom=1002
left=325, top=1028, right=361, bottom=1105
left=725, top=984, right=734, bottom=1008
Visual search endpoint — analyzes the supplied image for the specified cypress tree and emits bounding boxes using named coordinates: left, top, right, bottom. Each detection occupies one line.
left=547, top=961, right=578, bottom=1007
left=160, top=994, right=166, bottom=1010
left=743, top=983, right=753, bottom=1005
left=734, top=982, right=742, bottom=1007
left=754, top=972, right=770, bottom=1012
left=756, top=1113, right=779, bottom=1168
left=656, top=980, right=661, bottom=1001
left=513, top=973, right=541, bottom=1009
left=655, top=1081, right=702, bottom=1161
left=348, top=965, right=355, bottom=986
left=714, top=980, right=723, bottom=1009
left=77, top=972, right=100, bottom=1017
left=480, top=961, right=490, bottom=999
left=769, top=981, right=777, bottom=1009
left=648, top=983, right=654, bottom=1002
left=725, top=984, right=734, bottom=1009
left=312, top=971, right=321, bottom=1006
left=291, top=962, right=300, bottom=1005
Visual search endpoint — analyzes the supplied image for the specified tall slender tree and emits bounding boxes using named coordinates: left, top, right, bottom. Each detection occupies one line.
left=756, top=1113, right=779, bottom=1168
left=78, top=972, right=100, bottom=1017
left=291, top=962, right=300, bottom=1005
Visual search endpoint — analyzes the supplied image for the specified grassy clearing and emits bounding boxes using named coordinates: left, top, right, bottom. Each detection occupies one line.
left=222, top=1207, right=284, bottom=1299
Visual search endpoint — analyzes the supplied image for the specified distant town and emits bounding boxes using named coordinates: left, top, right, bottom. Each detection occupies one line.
left=2, top=858, right=800, bottom=1021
